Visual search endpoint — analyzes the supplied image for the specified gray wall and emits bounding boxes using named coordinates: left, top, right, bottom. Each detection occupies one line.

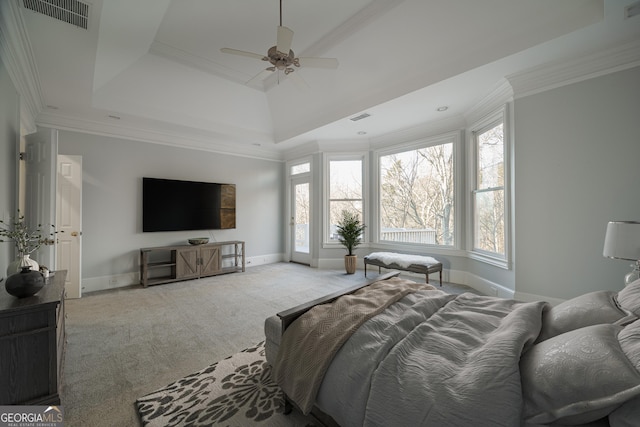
left=514, top=66, right=640, bottom=300
left=0, top=56, right=19, bottom=275
left=58, top=131, right=284, bottom=289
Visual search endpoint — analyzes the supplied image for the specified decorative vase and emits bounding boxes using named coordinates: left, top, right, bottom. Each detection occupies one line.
left=5, top=266, right=46, bottom=298
left=7, top=255, right=39, bottom=276
left=344, top=255, right=357, bottom=274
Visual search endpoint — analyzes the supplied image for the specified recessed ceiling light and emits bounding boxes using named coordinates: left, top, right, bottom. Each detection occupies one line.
left=108, top=115, right=121, bottom=120
left=357, top=131, right=367, bottom=135
left=436, top=106, right=448, bottom=112
left=46, top=105, right=59, bottom=110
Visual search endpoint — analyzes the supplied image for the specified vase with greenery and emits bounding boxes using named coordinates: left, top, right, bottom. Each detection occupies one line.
left=335, top=210, right=365, bottom=274
left=0, top=212, right=58, bottom=275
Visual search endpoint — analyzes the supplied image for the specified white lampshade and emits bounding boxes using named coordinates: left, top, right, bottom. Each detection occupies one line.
left=603, top=221, right=640, bottom=261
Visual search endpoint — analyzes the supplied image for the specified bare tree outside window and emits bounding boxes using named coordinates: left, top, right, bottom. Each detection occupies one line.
left=328, top=159, right=363, bottom=241
left=379, top=142, right=454, bottom=245
left=474, top=123, right=505, bottom=255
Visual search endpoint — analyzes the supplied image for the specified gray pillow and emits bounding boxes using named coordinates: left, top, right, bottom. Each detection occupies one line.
left=521, top=324, right=640, bottom=425
left=617, top=278, right=640, bottom=317
left=608, top=394, right=640, bottom=427
left=617, top=318, right=640, bottom=371
left=537, top=291, right=636, bottom=342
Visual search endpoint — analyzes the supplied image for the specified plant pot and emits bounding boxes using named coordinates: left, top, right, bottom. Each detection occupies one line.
left=7, top=254, right=39, bottom=276
left=344, top=255, right=357, bottom=274
left=5, top=266, right=46, bottom=298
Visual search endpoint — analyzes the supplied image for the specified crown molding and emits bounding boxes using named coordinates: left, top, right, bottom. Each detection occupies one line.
left=0, top=0, right=44, bottom=134
left=36, top=110, right=285, bottom=162
left=463, top=79, right=513, bottom=126
left=507, top=38, right=640, bottom=99
left=369, top=114, right=466, bottom=149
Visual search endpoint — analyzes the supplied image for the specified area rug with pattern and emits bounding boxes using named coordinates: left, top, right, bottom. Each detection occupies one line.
left=136, top=342, right=317, bottom=427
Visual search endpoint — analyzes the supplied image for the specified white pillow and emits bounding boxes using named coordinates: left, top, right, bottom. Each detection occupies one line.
left=537, top=291, right=636, bottom=342
left=521, top=324, right=640, bottom=425
left=617, top=278, right=640, bottom=317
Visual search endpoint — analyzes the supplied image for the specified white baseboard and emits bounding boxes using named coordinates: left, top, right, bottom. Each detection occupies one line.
left=244, top=253, right=285, bottom=267
left=460, top=271, right=515, bottom=299
left=82, top=272, right=140, bottom=293
left=315, top=259, right=515, bottom=298
left=82, top=253, right=286, bottom=293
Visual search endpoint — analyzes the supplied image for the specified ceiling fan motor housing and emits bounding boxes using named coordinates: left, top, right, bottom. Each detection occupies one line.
left=266, top=46, right=299, bottom=73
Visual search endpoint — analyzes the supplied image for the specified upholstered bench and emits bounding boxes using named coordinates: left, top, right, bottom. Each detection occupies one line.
left=364, top=252, right=442, bottom=285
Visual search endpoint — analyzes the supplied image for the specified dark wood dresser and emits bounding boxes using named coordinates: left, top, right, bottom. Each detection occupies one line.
left=0, top=270, right=67, bottom=404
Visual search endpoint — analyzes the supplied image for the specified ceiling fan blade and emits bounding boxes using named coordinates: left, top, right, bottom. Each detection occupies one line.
left=298, top=57, right=339, bottom=69
left=246, top=68, right=274, bottom=87
left=276, top=26, right=294, bottom=54
left=286, top=70, right=309, bottom=90
left=220, top=48, right=265, bottom=60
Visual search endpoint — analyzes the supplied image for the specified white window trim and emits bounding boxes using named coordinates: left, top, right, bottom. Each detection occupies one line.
left=467, top=105, right=512, bottom=269
left=323, top=152, right=368, bottom=248
left=372, top=131, right=463, bottom=250
left=285, top=156, right=313, bottom=260
left=288, top=157, right=312, bottom=178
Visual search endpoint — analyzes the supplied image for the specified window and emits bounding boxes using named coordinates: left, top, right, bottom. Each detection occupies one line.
left=290, top=162, right=310, bottom=175
left=378, top=138, right=455, bottom=246
left=473, top=120, right=505, bottom=257
left=327, top=157, right=363, bottom=243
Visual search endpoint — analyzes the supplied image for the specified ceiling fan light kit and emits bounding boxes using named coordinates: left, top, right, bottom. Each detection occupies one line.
left=221, top=0, right=338, bottom=84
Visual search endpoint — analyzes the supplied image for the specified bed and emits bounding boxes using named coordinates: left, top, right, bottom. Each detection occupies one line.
left=264, top=272, right=640, bottom=427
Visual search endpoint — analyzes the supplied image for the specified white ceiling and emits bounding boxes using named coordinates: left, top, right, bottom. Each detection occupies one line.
left=14, top=0, right=640, bottom=158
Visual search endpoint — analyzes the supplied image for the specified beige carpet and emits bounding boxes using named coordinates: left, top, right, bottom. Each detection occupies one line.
left=61, top=263, right=477, bottom=426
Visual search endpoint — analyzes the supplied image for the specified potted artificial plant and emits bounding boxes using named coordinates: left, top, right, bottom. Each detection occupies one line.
left=0, top=212, right=58, bottom=276
left=335, top=210, right=365, bottom=274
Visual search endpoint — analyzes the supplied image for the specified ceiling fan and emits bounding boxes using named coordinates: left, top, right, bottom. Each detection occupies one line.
left=220, top=0, right=339, bottom=85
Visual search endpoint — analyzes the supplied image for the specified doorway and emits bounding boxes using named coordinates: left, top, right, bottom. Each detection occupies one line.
left=56, top=155, right=82, bottom=298
left=290, top=176, right=311, bottom=265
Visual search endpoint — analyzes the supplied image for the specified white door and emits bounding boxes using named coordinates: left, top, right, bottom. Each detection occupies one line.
left=56, top=155, right=82, bottom=299
left=23, top=127, right=57, bottom=270
left=290, top=177, right=311, bottom=265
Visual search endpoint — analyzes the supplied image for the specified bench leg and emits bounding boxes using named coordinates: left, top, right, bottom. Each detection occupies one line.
left=439, top=269, right=442, bottom=286
left=425, top=273, right=429, bottom=284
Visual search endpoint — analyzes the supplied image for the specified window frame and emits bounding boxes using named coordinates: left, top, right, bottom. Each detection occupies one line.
left=468, top=106, right=512, bottom=269
left=372, top=131, right=462, bottom=251
left=323, top=153, right=368, bottom=247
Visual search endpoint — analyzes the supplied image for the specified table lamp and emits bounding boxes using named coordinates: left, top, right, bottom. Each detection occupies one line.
left=603, top=221, right=640, bottom=286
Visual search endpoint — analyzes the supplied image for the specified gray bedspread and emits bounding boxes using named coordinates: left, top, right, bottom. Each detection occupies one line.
left=273, top=278, right=432, bottom=414
left=314, top=290, right=549, bottom=427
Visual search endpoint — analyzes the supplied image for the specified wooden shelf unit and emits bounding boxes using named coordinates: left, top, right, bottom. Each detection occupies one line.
left=140, top=241, right=245, bottom=287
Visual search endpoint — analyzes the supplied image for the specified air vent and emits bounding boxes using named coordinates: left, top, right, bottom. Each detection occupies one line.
left=350, top=113, right=371, bottom=122
left=23, top=0, right=89, bottom=29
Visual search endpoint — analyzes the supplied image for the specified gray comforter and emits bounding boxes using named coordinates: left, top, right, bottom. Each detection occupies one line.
left=314, top=289, right=549, bottom=427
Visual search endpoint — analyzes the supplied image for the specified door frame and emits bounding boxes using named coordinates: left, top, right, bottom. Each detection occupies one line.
left=56, top=154, right=82, bottom=299
left=290, top=175, right=312, bottom=265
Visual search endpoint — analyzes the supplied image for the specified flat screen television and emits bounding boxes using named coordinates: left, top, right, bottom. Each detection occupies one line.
left=143, top=177, right=236, bottom=232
